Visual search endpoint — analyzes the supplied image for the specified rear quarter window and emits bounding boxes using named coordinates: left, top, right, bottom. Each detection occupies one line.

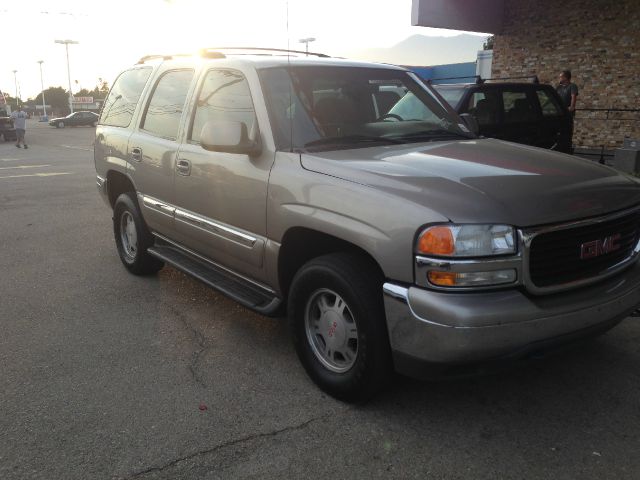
left=99, top=67, right=152, bottom=128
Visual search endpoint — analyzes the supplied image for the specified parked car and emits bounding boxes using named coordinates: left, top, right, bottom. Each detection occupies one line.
left=95, top=50, right=640, bottom=401
left=431, top=78, right=573, bottom=153
left=0, top=116, right=16, bottom=141
left=49, top=111, right=99, bottom=128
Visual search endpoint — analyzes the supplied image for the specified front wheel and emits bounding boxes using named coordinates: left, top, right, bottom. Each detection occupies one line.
left=288, top=253, right=392, bottom=402
left=57, top=121, right=64, bottom=128
left=113, top=192, right=164, bottom=275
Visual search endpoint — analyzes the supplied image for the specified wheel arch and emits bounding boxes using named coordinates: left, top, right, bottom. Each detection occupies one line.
left=106, top=170, right=137, bottom=209
left=277, top=227, right=385, bottom=299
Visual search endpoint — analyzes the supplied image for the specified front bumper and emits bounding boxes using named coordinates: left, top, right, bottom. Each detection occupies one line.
left=384, top=262, right=640, bottom=378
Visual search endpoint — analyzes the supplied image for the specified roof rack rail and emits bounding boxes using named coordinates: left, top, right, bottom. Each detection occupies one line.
left=136, top=53, right=196, bottom=64
left=201, top=46, right=330, bottom=58
left=482, top=75, right=540, bottom=84
left=426, top=75, right=482, bottom=85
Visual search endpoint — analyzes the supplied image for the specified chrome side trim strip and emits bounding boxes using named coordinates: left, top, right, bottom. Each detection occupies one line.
left=174, top=208, right=257, bottom=248
left=141, top=194, right=176, bottom=218
left=152, top=232, right=275, bottom=294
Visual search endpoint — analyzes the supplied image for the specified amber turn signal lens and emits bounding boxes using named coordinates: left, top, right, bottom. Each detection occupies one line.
left=417, top=226, right=455, bottom=255
left=428, top=271, right=457, bottom=286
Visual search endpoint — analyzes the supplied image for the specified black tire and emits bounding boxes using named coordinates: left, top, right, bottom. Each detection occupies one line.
left=288, top=253, right=392, bottom=402
left=113, top=192, right=164, bottom=275
left=58, top=121, right=64, bottom=128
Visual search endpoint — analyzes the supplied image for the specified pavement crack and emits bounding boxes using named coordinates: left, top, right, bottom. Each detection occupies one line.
left=168, top=305, right=209, bottom=389
left=120, top=415, right=326, bottom=479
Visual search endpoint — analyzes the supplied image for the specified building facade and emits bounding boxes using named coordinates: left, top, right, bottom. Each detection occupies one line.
left=413, top=0, right=640, bottom=150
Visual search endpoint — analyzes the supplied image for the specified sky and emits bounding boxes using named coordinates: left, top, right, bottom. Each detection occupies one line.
left=0, top=0, right=486, bottom=100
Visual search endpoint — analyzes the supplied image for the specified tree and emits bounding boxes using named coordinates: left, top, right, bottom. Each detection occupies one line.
left=34, top=87, right=71, bottom=115
left=483, top=35, right=494, bottom=51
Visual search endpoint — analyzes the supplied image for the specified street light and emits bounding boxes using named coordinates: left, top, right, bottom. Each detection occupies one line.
left=12, top=70, right=18, bottom=108
left=37, top=61, right=48, bottom=120
left=55, top=39, right=79, bottom=113
left=298, top=37, right=316, bottom=56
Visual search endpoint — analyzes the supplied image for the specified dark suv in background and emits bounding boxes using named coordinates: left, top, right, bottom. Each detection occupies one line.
left=432, top=77, right=573, bottom=153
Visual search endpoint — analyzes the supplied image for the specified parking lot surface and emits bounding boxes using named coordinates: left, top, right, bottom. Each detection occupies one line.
left=1, top=122, right=640, bottom=479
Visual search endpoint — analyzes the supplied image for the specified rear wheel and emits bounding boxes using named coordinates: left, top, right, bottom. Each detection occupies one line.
left=288, top=253, right=392, bottom=402
left=113, top=192, right=164, bottom=275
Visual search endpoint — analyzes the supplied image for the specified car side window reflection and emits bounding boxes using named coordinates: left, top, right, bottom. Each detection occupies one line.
left=190, top=69, right=256, bottom=143
left=141, top=69, right=194, bottom=140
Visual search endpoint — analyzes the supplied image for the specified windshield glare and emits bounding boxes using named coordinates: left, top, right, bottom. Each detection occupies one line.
left=259, top=66, right=472, bottom=152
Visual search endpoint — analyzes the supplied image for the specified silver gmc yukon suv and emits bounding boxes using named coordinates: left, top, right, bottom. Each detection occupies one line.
left=95, top=48, right=640, bottom=401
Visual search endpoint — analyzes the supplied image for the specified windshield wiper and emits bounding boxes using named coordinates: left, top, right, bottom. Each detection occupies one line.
left=391, top=129, right=473, bottom=141
left=303, top=134, right=404, bottom=149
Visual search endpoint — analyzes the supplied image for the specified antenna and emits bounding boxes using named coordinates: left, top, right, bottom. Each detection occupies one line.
left=286, top=0, right=293, bottom=152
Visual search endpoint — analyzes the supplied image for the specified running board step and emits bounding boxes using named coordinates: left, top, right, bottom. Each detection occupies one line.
left=147, top=244, right=281, bottom=316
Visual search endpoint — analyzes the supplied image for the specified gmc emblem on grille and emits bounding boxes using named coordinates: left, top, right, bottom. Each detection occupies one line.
left=580, top=233, right=622, bottom=260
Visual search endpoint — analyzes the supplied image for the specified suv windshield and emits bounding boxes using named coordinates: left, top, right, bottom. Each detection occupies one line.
left=259, top=66, right=473, bottom=152
left=432, top=86, right=467, bottom=107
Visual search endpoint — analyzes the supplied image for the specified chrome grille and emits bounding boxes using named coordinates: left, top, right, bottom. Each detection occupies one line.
left=528, top=209, right=640, bottom=289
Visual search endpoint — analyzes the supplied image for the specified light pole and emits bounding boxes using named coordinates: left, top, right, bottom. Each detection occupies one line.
left=37, top=61, right=48, bottom=120
left=55, top=39, right=79, bottom=113
left=298, top=37, right=316, bottom=56
left=12, top=70, right=18, bottom=108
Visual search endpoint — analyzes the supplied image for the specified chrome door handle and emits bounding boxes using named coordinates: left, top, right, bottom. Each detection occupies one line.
left=131, top=147, right=142, bottom=162
left=176, top=158, right=191, bottom=176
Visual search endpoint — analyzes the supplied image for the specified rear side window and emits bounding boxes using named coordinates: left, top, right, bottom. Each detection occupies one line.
left=502, top=90, right=537, bottom=123
left=190, top=69, right=256, bottom=143
left=141, top=69, right=194, bottom=140
left=536, top=89, right=563, bottom=117
left=99, top=67, right=152, bottom=128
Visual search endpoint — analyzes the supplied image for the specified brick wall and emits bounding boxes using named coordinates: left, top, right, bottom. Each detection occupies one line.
left=492, top=0, right=640, bottom=149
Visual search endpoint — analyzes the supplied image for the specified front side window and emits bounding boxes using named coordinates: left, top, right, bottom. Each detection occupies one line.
left=502, top=90, right=537, bottom=123
left=99, top=67, right=152, bottom=128
left=259, top=66, right=472, bottom=152
left=190, top=69, right=256, bottom=143
left=141, top=69, right=194, bottom=140
left=467, top=91, right=500, bottom=126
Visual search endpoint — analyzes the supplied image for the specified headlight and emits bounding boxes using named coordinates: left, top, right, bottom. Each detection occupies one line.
left=417, top=224, right=516, bottom=257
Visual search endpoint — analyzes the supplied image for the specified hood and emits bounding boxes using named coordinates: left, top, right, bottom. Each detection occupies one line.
left=300, top=139, right=640, bottom=227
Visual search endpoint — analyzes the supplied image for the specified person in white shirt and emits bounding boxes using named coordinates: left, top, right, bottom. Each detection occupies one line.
left=10, top=105, right=28, bottom=149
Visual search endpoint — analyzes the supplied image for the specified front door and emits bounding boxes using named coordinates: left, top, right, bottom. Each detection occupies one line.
left=172, top=68, right=274, bottom=282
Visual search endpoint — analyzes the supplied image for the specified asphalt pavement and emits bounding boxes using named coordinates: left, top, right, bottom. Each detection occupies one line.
left=1, top=121, right=640, bottom=479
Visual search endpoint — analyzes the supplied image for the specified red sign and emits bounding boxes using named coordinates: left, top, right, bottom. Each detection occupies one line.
left=72, top=96, right=94, bottom=104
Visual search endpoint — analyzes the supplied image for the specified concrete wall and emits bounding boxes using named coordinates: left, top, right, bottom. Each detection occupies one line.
left=492, top=0, right=640, bottom=149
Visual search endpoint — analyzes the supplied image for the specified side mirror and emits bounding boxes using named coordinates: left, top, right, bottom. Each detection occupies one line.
left=459, top=113, right=480, bottom=136
left=200, top=120, right=262, bottom=155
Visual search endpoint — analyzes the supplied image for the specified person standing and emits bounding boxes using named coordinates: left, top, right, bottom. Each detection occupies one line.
left=557, top=70, right=578, bottom=153
left=557, top=70, right=578, bottom=113
left=11, top=104, right=28, bottom=149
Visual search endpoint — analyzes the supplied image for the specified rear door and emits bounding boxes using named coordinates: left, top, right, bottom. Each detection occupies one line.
left=127, top=68, right=196, bottom=236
